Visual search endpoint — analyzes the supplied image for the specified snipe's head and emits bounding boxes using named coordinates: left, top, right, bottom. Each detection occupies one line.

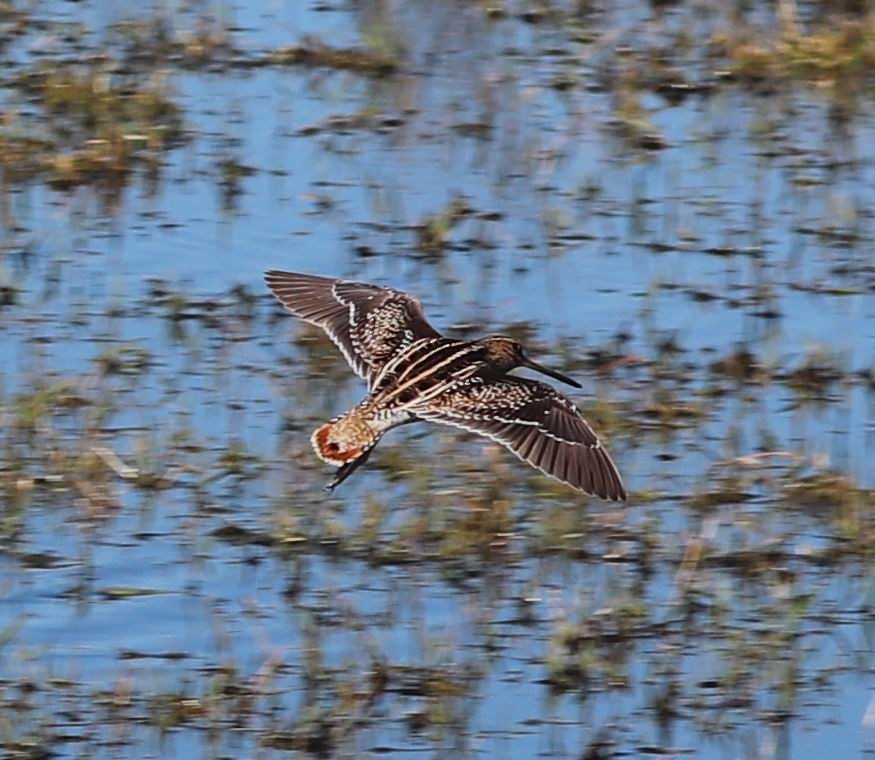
left=480, top=336, right=582, bottom=388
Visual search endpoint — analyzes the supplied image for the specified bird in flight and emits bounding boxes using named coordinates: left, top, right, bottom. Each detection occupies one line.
left=265, top=271, right=626, bottom=500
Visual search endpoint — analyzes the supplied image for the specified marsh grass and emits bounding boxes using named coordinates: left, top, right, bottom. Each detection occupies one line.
left=3, top=61, right=184, bottom=192
left=713, top=11, right=875, bottom=86
left=265, top=38, right=401, bottom=76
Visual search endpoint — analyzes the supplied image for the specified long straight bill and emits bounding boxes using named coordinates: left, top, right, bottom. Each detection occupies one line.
left=521, top=357, right=582, bottom=389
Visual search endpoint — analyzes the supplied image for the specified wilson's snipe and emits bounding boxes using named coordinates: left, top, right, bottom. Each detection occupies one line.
left=265, top=271, right=626, bottom=501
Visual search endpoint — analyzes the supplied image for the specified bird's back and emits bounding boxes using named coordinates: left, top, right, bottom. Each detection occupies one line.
left=368, top=337, right=486, bottom=407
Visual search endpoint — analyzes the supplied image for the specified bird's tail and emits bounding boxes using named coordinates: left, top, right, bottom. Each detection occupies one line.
left=311, top=410, right=382, bottom=466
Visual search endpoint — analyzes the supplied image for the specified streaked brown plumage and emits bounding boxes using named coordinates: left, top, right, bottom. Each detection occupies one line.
left=265, top=270, right=626, bottom=501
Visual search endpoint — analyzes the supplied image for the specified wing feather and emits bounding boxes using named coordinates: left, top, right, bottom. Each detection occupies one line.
left=516, top=426, right=541, bottom=461
left=417, top=376, right=626, bottom=501
left=265, top=270, right=441, bottom=384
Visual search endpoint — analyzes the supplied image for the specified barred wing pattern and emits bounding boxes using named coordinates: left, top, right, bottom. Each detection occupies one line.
left=265, top=271, right=442, bottom=384
left=418, top=376, right=626, bottom=500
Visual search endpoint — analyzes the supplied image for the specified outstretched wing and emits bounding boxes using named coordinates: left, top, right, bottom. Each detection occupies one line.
left=265, top=270, right=442, bottom=383
left=417, top=376, right=626, bottom=501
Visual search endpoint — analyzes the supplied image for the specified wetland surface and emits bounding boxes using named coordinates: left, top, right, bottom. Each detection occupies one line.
left=1, top=2, right=874, bottom=758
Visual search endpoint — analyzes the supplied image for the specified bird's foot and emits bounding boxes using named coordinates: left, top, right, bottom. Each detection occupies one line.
left=324, top=450, right=373, bottom=492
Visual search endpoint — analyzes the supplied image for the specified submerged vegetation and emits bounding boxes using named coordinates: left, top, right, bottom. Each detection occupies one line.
left=0, top=0, right=874, bottom=758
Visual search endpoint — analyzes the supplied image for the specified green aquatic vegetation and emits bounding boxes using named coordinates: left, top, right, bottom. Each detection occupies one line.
left=782, top=349, right=846, bottom=397
left=709, top=347, right=769, bottom=385
left=365, top=467, right=518, bottom=566
left=148, top=689, right=206, bottom=731
left=417, top=197, right=474, bottom=256
left=579, top=397, right=635, bottom=441
left=782, top=469, right=867, bottom=510
left=262, top=722, right=334, bottom=755
left=296, top=108, right=405, bottom=137
left=98, top=586, right=169, bottom=600
left=0, top=615, right=27, bottom=653
left=704, top=546, right=792, bottom=580
left=265, top=37, right=400, bottom=76
left=712, top=12, right=875, bottom=87
left=259, top=660, right=388, bottom=754
left=354, top=495, right=386, bottom=550
left=107, top=14, right=402, bottom=77
left=477, top=0, right=507, bottom=20
left=111, top=15, right=233, bottom=69
left=611, top=75, right=667, bottom=151
left=212, top=522, right=276, bottom=548
left=216, top=439, right=263, bottom=480
left=370, top=444, right=432, bottom=491
left=637, top=390, right=708, bottom=431
left=95, top=345, right=153, bottom=377
left=0, top=134, right=54, bottom=183
left=530, top=502, right=592, bottom=557
left=688, top=474, right=754, bottom=510
left=124, top=432, right=179, bottom=491
left=35, top=65, right=179, bottom=139
left=12, top=381, right=89, bottom=432
left=434, top=496, right=514, bottom=561
left=545, top=610, right=641, bottom=694
left=289, top=323, right=360, bottom=384
left=217, top=154, right=256, bottom=211
left=4, top=59, right=184, bottom=191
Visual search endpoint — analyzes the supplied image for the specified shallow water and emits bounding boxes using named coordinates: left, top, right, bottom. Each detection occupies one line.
left=1, top=2, right=874, bottom=758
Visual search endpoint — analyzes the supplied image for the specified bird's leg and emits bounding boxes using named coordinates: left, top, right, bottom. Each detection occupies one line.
left=325, top=446, right=375, bottom=492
